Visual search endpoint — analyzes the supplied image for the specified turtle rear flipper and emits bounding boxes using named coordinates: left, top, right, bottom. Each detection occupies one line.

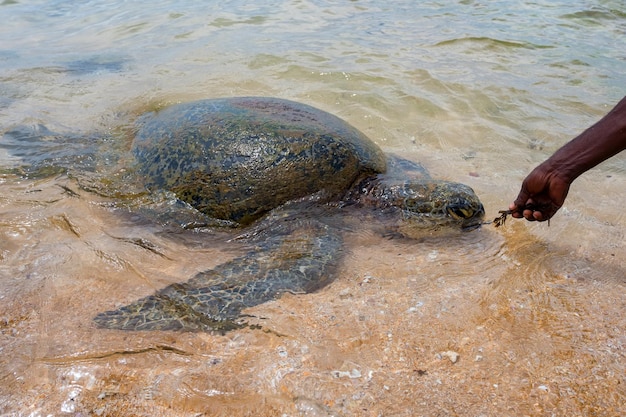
left=94, top=218, right=343, bottom=332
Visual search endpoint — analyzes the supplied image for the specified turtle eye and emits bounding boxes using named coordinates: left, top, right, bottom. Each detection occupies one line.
left=446, top=204, right=474, bottom=219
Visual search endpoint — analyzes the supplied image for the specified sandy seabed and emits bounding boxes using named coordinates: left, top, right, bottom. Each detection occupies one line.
left=0, top=174, right=624, bottom=417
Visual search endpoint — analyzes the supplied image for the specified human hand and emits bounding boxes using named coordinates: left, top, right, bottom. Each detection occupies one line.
left=509, top=163, right=571, bottom=222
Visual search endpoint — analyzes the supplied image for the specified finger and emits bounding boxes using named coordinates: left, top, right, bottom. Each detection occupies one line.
left=513, top=195, right=529, bottom=211
left=539, top=202, right=561, bottom=222
left=522, top=209, right=536, bottom=221
left=512, top=188, right=531, bottom=211
left=532, top=210, right=545, bottom=221
left=510, top=196, right=532, bottom=216
left=509, top=202, right=523, bottom=218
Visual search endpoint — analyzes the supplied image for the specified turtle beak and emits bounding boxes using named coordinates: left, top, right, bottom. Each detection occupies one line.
left=447, top=205, right=473, bottom=220
left=446, top=202, right=485, bottom=230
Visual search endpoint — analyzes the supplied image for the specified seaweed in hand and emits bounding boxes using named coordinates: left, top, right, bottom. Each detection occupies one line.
left=493, top=210, right=512, bottom=227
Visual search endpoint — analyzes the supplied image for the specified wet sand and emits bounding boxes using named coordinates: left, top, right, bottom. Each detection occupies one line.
left=0, top=170, right=624, bottom=416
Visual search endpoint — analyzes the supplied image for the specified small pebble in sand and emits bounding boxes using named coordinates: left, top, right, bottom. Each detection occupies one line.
left=440, top=350, right=460, bottom=363
left=331, top=369, right=362, bottom=379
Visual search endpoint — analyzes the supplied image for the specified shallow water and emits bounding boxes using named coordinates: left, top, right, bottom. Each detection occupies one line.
left=1, top=1, right=625, bottom=415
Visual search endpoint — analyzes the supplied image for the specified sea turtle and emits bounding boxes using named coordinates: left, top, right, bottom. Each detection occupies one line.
left=93, top=97, right=485, bottom=332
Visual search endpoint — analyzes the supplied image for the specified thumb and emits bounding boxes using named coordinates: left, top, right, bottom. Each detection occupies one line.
left=511, top=186, right=531, bottom=212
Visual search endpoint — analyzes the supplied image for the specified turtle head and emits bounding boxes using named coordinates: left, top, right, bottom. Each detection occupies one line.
left=365, top=179, right=485, bottom=232
left=398, top=180, right=485, bottom=230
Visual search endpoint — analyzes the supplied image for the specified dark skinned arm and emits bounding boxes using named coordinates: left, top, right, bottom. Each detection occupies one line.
left=510, top=95, right=626, bottom=221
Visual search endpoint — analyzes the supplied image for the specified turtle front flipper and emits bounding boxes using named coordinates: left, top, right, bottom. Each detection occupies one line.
left=93, top=218, right=343, bottom=332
